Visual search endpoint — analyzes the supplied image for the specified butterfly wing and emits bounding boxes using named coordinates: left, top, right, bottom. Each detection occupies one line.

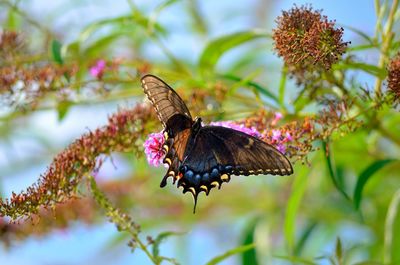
left=141, top=74, right=192, bottom=128
left=141, top=74, right=293, bottom=212
left=177, top=126, right=293, bottom=196
left=141, top=75, right=194, bottom=188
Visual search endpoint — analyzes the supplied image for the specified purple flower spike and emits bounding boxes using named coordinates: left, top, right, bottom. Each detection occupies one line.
left=143, top=132, right=165, bottom=167
left=209, top=121, right=262, bottom=138
left=90, top=59, right=106, bottom=79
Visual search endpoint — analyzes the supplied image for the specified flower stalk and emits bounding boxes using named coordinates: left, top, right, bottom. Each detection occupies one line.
left=374, top=0, right=399, bottom=96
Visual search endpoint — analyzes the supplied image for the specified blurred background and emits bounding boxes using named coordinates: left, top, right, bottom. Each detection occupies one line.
left=0, top=0, right=396, bottom=265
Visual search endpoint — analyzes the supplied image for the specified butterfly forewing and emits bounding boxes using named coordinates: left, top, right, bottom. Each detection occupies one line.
left=141, top=74, right=192, bottom=128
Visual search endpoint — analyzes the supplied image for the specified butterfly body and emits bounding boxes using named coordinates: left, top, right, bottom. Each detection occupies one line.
left=141, top=74, right=293, bottom=211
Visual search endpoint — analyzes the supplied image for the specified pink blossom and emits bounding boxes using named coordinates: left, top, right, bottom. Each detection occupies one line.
left=285, top=131, right=293, bottom=141
left=209, top=121, right=262, bottom=137
left=143, top=132, right=165, bottom=167
left=89, top=59, right=106, bottom=79
left=271, top=112, right=283, bottom=126
left=271, top=129, right=282, bottom=141
left=276, top=144, right=286, bottom=154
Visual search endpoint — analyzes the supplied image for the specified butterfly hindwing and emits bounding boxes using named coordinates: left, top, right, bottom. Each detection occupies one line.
left=177, top=126, right=293, bottom=195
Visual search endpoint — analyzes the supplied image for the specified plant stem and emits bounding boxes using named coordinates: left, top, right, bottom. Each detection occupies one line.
left=384, top=189, right=400, bottom=264
left=374, top=0, right=384, bottom=39
left=89, top=176, right=160, bottom=265
left=374, top=0, right=399, bottom=96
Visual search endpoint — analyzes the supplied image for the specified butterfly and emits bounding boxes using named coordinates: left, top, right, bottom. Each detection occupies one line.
left=141, top=74, right=293, bottom=212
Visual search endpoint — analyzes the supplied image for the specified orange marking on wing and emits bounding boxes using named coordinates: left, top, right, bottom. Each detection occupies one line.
left=173, top=128, right=191, bottom=161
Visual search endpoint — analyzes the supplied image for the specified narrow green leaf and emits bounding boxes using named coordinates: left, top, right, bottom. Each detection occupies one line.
left=62, top=41, right=80, bottom=59
left=333, top=62, right=387, bottom=79
left=322, top=141, right=350, bottom=200
left=278, top=66, right=287, bottom=108
left=341, top=24, right=374, bottom=45
left=284, top=165, right=309, bottom=253
left=273, top=255, right=317, bottom=265
left=353, top=261, right=384, bottom=265
left=57, top=100, right=71, bottom=121
left=187, top=0, right=208, bottom=35
left=6, top=8, right=21, bottom=30
left=384, top=189, right=400, bottom=265
left=152, top=231, right=185, bottom=259
left=293, top=92, right=311, bottom=113
left=148, top=0, right=181, bottom=33
left=347, top=44, right=378, bottom=52
left=79, top=14, right=165, bottom=44
left=198, top=30, right=270, bottom=76
left=241, top=219, right=259, bottom=265
left=84, top=32, right=126, bottom=58
left=220, top=73, right=279, bottom=104
left=206, top=244, right=255, bottom=265
left=354, top=159, right=396, bottom=210
left=335, top=237, right=343, bottom=265
left=294, top=222, right=317, bottom=256
left=103, top=232, right=131, bottom=250
left=51, top=40, right=64, bottom=65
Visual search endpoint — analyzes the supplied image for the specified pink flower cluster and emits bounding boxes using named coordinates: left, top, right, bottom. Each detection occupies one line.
left=271, top=112, right=283, bottom=126
left=266, top=129, right=293, bottom=154
left=89, top=59, right=106, bottom=79
left=143, top=132, right=165, bottom=167
left=209, top=121, right=262, bottom=137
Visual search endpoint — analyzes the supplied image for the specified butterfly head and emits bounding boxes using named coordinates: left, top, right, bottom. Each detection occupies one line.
left=192, top=117, right=202, bottom=133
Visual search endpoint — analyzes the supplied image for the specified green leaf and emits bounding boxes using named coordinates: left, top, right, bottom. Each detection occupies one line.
left=322, top=141, right=350, bottom=200
left=335, top=237, right=343, bottom=265
left=187, top=0, right=208, bottom=35
left=241, top=219, right=259, bottom=265
left=294, top=222, right=317, bottom=256
left=148, top=0, right=181, bottom=33
left=384, top=189, right=400, bottom=265
left=353, top=159, right=396, bottom=210
left=333, top=62, right=387, bottom=79
left=57, top=100, right=72, bottom=121
left=341, top=24, right=374, bottom=45
left=79, top=14, right=165, bottom=44
left=273, top=255, right=317, bottom=265
left=347, top=44, right=378, bottom=52
left=198, top=30, right=270, bottom=76
left=152, top=231, right=185, bottom=259
left=51, top=40, right=64, bottom=65
left=103, top=232, right=131, bottom=250
left=62, top=41, right=80, bottom=59
left=206, top=244, right=255, bottom=265
left=83, top=31, right=126, bottom=58
left=220, top=73, right=279, bottom=104
left=278, top=66, right=287, bottom=108
left=284, top=165, right=309, bottom=253
left=6, top=8, right=21, bottom=30
left=353, top=261, right=384, bottom=265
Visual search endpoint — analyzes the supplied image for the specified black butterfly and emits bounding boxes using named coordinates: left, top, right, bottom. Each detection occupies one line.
left=141, top=74, right=293, bottom=212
